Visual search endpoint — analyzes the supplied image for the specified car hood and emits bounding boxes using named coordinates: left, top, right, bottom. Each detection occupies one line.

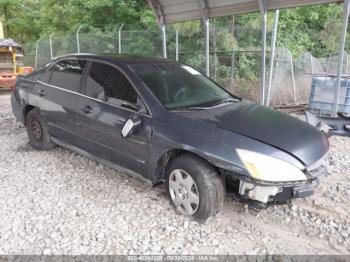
left=176, top=100, right=329, bottom=166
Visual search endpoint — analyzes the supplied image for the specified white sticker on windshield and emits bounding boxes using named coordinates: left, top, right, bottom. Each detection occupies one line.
left=181, top=65, right=201, bottom=75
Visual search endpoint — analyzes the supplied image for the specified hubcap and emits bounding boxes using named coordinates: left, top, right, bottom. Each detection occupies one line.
left=31, top=118, right=43, bottom=140
left=168, top=169, right=200, bottom=215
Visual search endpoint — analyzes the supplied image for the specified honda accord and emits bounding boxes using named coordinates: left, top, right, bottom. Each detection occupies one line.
left=11, top=54, right=329, bottom=222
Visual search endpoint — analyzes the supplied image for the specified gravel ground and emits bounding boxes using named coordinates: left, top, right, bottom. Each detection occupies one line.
left=0, top=92, right=350, bottom=255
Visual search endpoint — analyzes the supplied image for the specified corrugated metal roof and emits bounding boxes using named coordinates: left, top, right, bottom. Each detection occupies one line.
left=148, top=0, right=342, bottom=24
left=0, top=38, right=22, bottom=48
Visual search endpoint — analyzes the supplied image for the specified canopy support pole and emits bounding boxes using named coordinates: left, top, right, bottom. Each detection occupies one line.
left=34, top=39, right=39, bottom=69
left=259, top=0, right=267, bottom=105
left=291, top=54, right=297, bottom=104
left=49, top=33, right=54, bottom=59
left=205, top=18, right=210, bottom=76
left=175, top=30, right=179, bottom=61
left=161, top=24, right=167, bottom=58
left=118, top=23, right=124, bottom=54
left=147, top=0, right=167, bottom=58
left=76, top=25, right=82, bottom=53
left=332, top=0, right=350, bottom=117
left=266, top=9, right=279, bottom=106
left=197, top=0, right=210, bottom=76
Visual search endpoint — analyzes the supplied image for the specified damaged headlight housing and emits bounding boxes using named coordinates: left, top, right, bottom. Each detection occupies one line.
left=237, top=149, right=307, bottom=182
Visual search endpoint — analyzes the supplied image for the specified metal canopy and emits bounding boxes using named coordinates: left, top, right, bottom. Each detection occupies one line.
left=148, top=0, right=348, bottom=112
left=148, top=0, right=341, bottom=24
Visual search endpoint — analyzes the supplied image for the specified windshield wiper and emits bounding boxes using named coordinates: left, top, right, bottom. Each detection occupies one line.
left=170, top=106, right=205, bottom=111
left=205, top=98, right=238, bottom=108
left=169, top=98, right=239, bottom=111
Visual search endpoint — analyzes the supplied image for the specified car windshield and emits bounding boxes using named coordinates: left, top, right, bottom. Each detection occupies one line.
left=131, top=63, right=235, bottom=110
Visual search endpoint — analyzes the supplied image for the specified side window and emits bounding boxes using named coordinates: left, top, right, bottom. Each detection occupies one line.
left=39, top=67, right=53, bottom=83
left=48, top=59, right=86, bottom=92
left=31, top=62, right=52, bottom=81
left=84, top=62, right=137, bottom=105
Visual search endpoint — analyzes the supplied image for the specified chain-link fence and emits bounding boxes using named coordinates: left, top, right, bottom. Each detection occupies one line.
left=26, top=25, right=341, bottom=107
left=319, top=52, right=350, bottom=75
left=23, top=42, right=36, bottom=68
left=267, top=48, right=295, bottom=105
left=29, top=25, right=273, bottom=104
left=209, top=25, right=272, bottom=102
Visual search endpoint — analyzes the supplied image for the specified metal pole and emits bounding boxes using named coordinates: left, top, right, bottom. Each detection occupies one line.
left=230, top=51, right=235, bottom=89
left=326, top=55, right=331, bottom=73
left=332, top=0, right=350, bottom=117
left=161, top=24, right=167, bottom=58
left=317, top=58, right=325, bottom=74
left=175, top=30, right=179, bottom=61
left=205, top=18, right=210, bottom=77
left=76, top=25, right=82, bottom=53
left=290, top=54, right=297, bottom=104
left=118, top=23, right=124, bottom=54
left=34, top=39, right=39, bottom=69
left=49, top=33, right=54, bottom=59
left=258, top=0, right=267, bottom=105
left=266, top=10, right=279, bottom=106
left=310, top=53, right=314, bottom=75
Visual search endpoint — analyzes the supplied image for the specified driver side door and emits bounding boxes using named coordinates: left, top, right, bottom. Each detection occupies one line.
left=75, top=61, right=153, bottom=178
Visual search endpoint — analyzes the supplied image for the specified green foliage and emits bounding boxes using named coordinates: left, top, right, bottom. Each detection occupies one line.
left=277, top=4, right=343, bottom=57
left=1, top=1, right=347, bottom=102
left=0, top=0, right=156, bottom=43
left=0, top=0, right=346, bottom=59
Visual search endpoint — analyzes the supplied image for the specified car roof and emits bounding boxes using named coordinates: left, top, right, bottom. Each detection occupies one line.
left=53, top=53, right=177, bottom=65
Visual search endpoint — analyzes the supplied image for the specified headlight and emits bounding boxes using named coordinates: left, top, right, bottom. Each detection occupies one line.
left=237, top=149, right=307, bottom=182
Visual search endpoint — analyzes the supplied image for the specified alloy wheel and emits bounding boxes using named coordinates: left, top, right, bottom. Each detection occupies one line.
left=168, top=169, right=200, bottom=215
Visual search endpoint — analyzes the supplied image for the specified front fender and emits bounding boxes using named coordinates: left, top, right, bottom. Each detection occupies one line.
left=150, top=118, right=305, bottom=181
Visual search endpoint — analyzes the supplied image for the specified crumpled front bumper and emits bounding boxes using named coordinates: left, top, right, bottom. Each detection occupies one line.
left=237, top=154, right=329, bottom=204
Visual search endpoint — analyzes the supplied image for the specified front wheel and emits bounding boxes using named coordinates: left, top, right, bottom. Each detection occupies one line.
left=166, top=154, right=224, bottom=223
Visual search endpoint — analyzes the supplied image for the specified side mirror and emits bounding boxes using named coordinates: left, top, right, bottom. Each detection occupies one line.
left=121, top=118, right=142, bottom=138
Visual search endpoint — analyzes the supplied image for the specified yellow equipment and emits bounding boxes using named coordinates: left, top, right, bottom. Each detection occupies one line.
left=0, top=39, right=33, bottom=89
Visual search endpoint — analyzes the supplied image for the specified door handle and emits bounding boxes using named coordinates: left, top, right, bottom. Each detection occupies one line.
left=37, top=89, right=46, bottom=97
left=80, top=105, right=94, bottom=114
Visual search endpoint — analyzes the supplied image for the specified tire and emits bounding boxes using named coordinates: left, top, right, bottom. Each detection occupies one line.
left=26, top=108, right=54, bottom=150
left=166, top=154, right=224, bottom=223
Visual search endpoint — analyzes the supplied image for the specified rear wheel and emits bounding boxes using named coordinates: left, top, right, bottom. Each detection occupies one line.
left=166, top=154, right=224, bottom=223
left=26, top=108, right=54, bottom=150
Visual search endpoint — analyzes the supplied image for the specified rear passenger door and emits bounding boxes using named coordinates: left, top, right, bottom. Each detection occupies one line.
left=76, top=61, right=153, bottom=178
left=36, top=59, right=87, bottom=145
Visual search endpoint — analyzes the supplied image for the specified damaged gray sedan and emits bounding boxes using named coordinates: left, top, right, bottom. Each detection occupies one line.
left=11, top=54, right=330, bottom=222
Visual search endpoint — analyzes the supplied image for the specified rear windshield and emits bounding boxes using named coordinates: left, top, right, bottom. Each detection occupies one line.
left=131, top=63, right=232, bottom=110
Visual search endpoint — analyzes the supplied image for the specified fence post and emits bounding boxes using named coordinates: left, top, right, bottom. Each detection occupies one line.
left=118, top=23, right=124, bottom=54
left=161, top=24, right=167, bottom=58
left=175, top=30, right=179, bottom=61
left=310, top=53, right=314, bottom=75
left=205, top=18, right=210, bottom=77
left=35, top=39, right=40, bottom=69
left=49, top=33, right=54, bottom=59
left=258, top=0, right=267, bottom=105
left=230, top=51, right=235, bottom=90
left=326, top=55, right=331, bottom=73
left=290, top=54, right=297, bottom=104
left=332, top=0, right=350, bottom=117
left=266, top=9, right=279, bottom=106
left=76, top=25, right=82, bottom=53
